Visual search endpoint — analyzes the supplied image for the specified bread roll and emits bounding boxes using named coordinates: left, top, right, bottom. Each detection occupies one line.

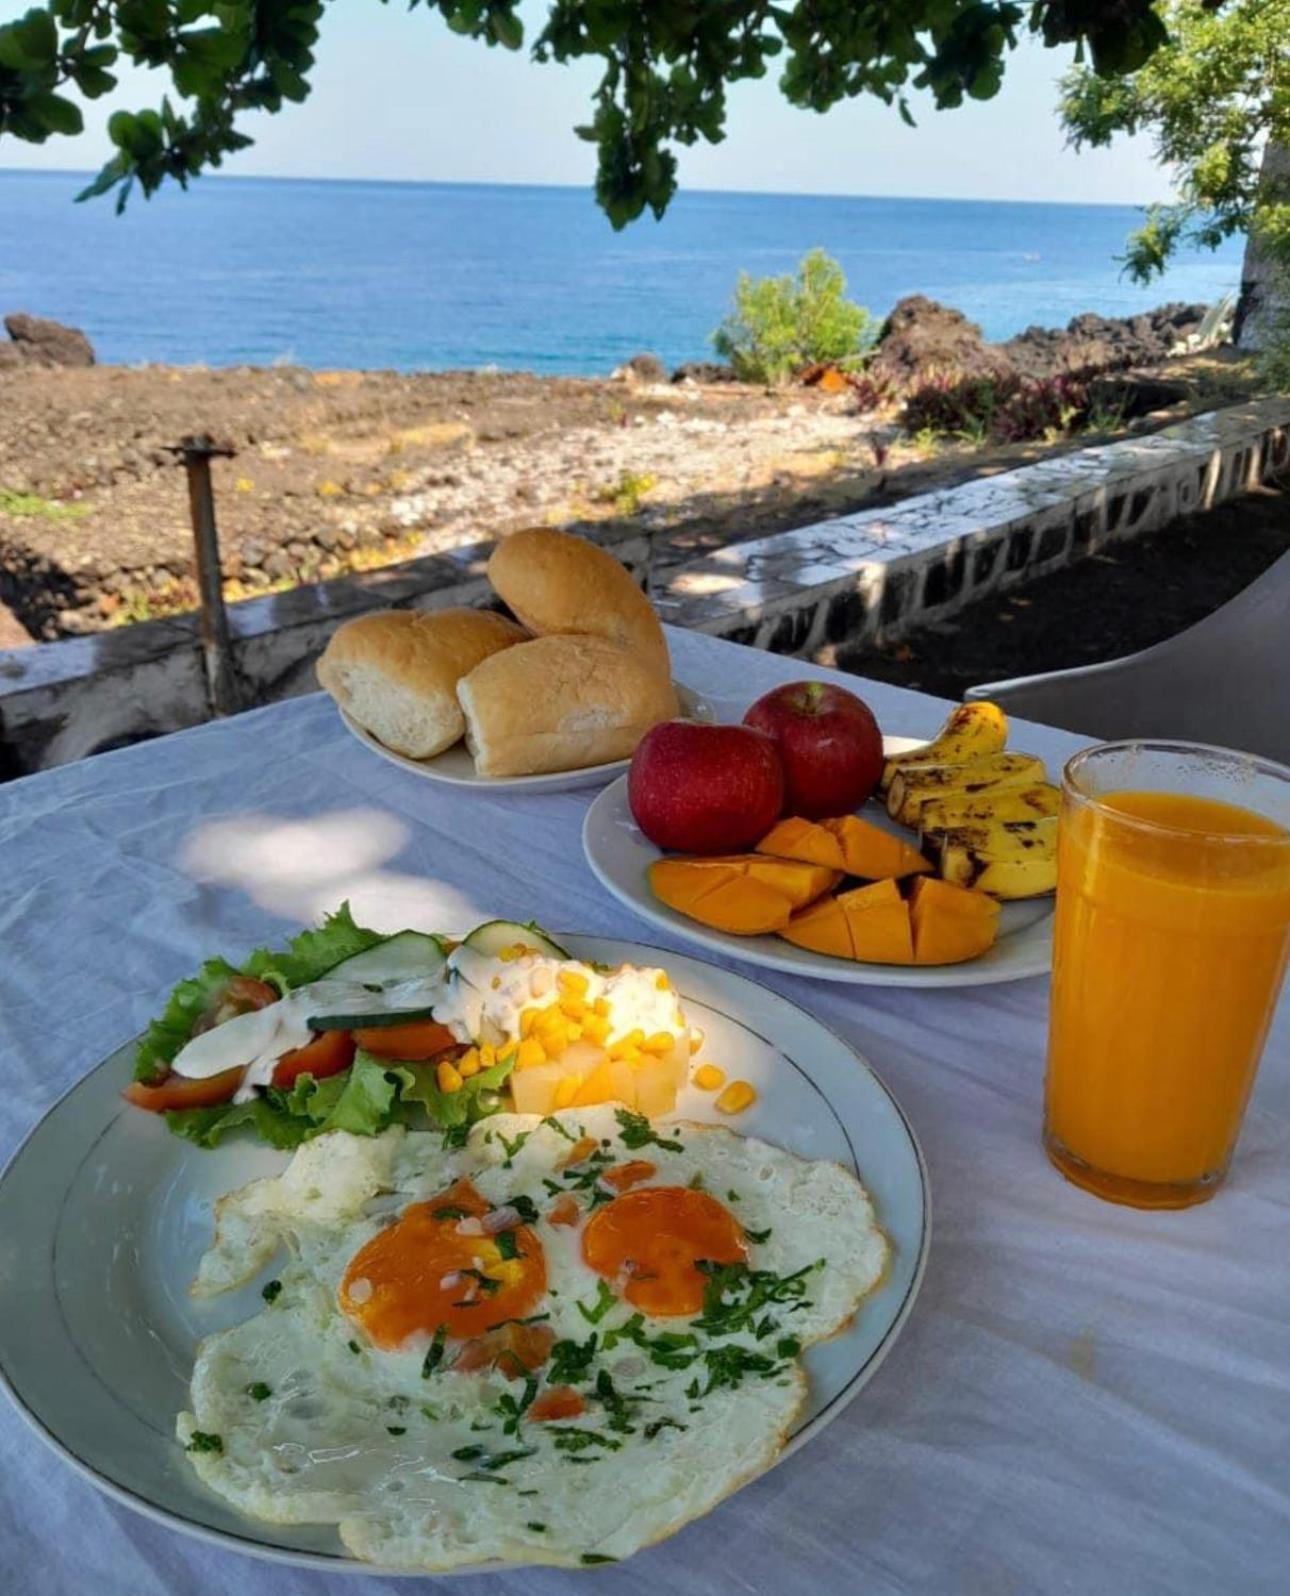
left=317, top=607, right=527, bottom=759
left=487, top=528, right=668, bottom=675
left=458, top=635, right=679, bottom=778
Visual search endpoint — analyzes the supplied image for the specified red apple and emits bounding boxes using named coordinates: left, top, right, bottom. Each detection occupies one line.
left=743, top=681, right=883, bottom=819
left=628, top=721, right=784, bottom=854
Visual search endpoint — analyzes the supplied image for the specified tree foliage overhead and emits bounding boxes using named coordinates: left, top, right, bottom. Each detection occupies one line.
left=0, top=0, right=1173, bottom=227
left=1060, top=0, right=1290, bottom=283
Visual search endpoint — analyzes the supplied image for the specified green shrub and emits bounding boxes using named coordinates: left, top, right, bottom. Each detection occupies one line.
left=712, top=248, right=874, bottom=385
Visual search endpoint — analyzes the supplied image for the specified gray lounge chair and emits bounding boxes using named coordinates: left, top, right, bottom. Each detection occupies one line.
left=965, top=551, right=1290, bottom=764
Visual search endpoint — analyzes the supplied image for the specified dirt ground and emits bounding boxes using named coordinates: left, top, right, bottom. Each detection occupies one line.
left=0, top=349, right=1261, bottom=641
left=839, top=479, right=1290, bottom=698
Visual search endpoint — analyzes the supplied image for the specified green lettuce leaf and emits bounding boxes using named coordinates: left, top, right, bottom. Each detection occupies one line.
left=399, top=1053, right=516, bottom=1129
left=163, top=1096, right=312, bottom=1150
left=133, top=957, right=243, bottom=1083
left=244, top=902, right=386, bottom=989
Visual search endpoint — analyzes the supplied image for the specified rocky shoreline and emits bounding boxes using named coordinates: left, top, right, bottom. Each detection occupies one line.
left=0, top=298, right=1244, bottom=646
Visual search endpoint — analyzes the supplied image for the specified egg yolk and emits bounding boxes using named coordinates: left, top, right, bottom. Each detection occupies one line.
left=340, top=1178, right=546, bottom=1349
left=581, top=1185, right=747, bottom=1317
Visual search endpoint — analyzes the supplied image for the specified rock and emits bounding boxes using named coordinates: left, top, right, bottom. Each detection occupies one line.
left=4, top=314, right=95, bottom=368
left=262, top=551, right=293, bottom=580
left=612, top=353, right=667, bottom=384
left=868, top=296, right=1012, bottom=390
left=999, top=303, right=1209, bottom=381
left=1086, top=371, right=1194, bottom=421
left=0, top=600, right=34, bottom=650
left=671, top=360, right=738, bottom=385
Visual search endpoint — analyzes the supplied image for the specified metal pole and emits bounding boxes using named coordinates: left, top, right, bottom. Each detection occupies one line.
left=167, top=434, right=240, bottom=718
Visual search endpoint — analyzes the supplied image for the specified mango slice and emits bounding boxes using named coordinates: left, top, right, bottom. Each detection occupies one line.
left=648, top=854, right=839, bottom=935
left=780, top=879, right=916, bottom=964
left=757, top=814, right=931, bottom=880
left=908, top=876, right=1000, bottom=964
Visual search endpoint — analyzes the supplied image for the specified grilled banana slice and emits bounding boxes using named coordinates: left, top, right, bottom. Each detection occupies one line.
left=928, top=818, right=1058, bottom=899
left=918, top=783, right=1062, bottom=836
left=881, top=701, right=1008, bottom=792
left=887, top=752, right=1047, bottom=827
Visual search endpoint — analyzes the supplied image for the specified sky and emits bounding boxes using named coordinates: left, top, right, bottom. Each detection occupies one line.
left=1, top=1, right=1174, bottom=204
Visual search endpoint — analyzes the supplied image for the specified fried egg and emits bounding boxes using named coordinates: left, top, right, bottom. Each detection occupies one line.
left=179, top=1104, right=887, bottom=1569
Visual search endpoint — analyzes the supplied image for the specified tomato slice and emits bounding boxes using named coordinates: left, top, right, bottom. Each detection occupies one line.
left=123, top=1067, right=245, bottom=1113
left=352, top=1020, right=457, bottom=1060
left=192, top=974, right=278, bottom=1036
left=271, top=1028, right=356, bottom=1089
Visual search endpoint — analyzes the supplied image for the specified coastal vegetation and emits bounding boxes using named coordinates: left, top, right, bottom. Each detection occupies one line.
left=1060, top=0, right=1290, bottom=375
left=712, top=251, right=873, bottom=386
left=1, top=2, right=1169, bottom=228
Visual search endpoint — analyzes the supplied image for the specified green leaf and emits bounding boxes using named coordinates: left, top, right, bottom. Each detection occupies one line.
left=398, top=1052, right=515, bottom=1129
left=245, top=902, right=386, bottom=988
left=164, top=1096, right=311, bottom=1150
left=133, top=956, right=241, bottom=1081
left=26, top=91, right=82, bottom=135
left=306, top=1051, right=403, bottom=1136
left=0, top=9, right=58, bottom=70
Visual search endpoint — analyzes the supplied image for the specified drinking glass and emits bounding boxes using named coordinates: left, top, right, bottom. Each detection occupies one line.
left=1044, top=740, right=1290, bottom=1209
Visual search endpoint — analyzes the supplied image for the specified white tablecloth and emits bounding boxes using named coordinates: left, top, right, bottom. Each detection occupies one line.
left=2, top=627, right=1287, bottom=1596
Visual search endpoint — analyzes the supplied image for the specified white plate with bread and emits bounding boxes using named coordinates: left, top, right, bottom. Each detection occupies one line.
left=318, top=529, right=708, bottom=790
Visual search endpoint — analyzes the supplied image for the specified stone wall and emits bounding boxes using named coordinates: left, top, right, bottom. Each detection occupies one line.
left=0, top=525, right=648, bottom=775
left=652, top=397, right=1290, bottom=665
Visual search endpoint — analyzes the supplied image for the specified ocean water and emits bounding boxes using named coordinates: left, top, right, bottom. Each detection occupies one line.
left=0, top=170, right=1242, bottom=374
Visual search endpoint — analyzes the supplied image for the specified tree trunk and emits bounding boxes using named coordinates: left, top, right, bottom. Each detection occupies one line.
left=1234, top=140, right=1290, bottom=349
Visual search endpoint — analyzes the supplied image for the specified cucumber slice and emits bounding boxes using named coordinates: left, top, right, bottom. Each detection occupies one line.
left=463, top=920, right=569, bottom=960
left=322, top=931, right=446, bottom=989
left=311, top=1005, right=441, bottom=1032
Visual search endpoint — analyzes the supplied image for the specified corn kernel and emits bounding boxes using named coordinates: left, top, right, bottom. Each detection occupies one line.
left=643, top=1031, right=675, bottom=1055
left=491, top=976, right=501, bottom=990
left=614, top=1045, right=641, bottom=1066
left=655, top=972, right=670, bottom=991
left=436, top=1061, right=463, bottom=1094
left=517, top=1038, right=546, bottom=1069
left=694, top=1063, right=726, bottom=1091
left=478, top=1043, right=496, bottom=1070
left=689, top=1030, right=704, bottom=1055
left=520, top=1007, right=540, bottom=1038
left=558, top=970, right=590, bottom=998
left=582, top=1014, right=611, bottom=1045
left=715, top=1079, right=756, bottom=1115
left=457, top=1048, right=481, bottom=1079
left=553, top=1076, right=578, bottom=1109
left=498, top=943, right=523, bottom=962
left=593, top=997, right=611, bottom=1018
left=565, top=1022, right=583, bottom=1043
left=560, top=996, right=587, bottom=1020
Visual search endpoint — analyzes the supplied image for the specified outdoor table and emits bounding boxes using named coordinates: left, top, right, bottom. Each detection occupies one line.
left=2, top=626, right=1286, bottom=1596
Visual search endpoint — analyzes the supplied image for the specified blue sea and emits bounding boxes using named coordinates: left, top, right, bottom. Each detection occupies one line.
left=0, top=170, right=1242, bottom=374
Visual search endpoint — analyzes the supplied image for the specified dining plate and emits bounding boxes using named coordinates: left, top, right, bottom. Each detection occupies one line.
left=0, top=934, right=928, bottom=1575
left=582, top=739, right=1056, bottom=987
left=339, top=682, right=712, bottom=792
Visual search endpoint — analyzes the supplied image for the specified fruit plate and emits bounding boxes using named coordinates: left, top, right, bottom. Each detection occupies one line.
left=0, top=934, right=928, bottom=1576
left=582, top=739, right=1055, bottom=988
left=338, top=681, right=713, bottom=792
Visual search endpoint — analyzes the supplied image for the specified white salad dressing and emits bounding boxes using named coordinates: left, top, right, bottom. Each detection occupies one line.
left=169, top=947, right=687, bottom=1103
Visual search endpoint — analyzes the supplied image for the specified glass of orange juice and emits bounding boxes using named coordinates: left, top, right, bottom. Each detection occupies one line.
left=1044, top=740, right=1290, bottom=1209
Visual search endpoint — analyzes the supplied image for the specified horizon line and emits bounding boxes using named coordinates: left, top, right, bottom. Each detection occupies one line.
left=0, top=165, right=1158, bottom=212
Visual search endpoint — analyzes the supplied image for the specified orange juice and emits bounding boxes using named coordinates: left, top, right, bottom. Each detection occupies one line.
left=1045, top=788, right=1290, bottom=1208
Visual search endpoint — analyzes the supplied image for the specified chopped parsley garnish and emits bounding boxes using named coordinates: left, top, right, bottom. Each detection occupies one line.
left=602, top=1313, right=697, bottom=1370
left=562, top=1151, right=615, bottom=1192
left=777, top=1336, right=802, bottom=1358
left=431, top=1204, right=469, bottom=1221
left=691, top=1259, right=821, bottom=1339
left=498, top=1129, right=530, bottom=1166
left=587, top=1183, right=614, bottom=1208
left=451, top=1445, right=486, bottom=1462
left=644, top=1417, right=687, bottom=1440
left=509, top=1194, right=540, bottom=1224
left=688, top=1171, right=705, bottom=1191
left=551, top=1427, right=621, bottom=1454
left=442, top=1124, right=469, bottom=1150
left=700, top=1344, right=781, bottom=1394
left=494, top=1376, right=539, bottom=1436
left=459, top=1472, right=509, bottom=1485
left=576, top=1280, right=619, bottom=1325
left=496, top=1230, right=521, bottom=1262
left=186, top=1431, right=223, bottom=1454
left=541, top=1115, right=579, bottom=1143
left=454, top=1268, right=502, bottom=1302
left=261, top=1279, right=282, bottom=1304
left=245, top=1382, right=272, bottom=1403
left=594, top=1369, right=640, bottom=1435
left=421, top=1324, right=449, bottom=1378
left=347, top=1339, right=362, bottom=1355
left=581, top=1553, right=617, bottom=1565
left=387, top=1425, right=407, bottom=1436
left=745, top=1226, right=772, bottom=1244
left=481, top=1447, right=536, bottom=1471
left=527, top=1521, right=548, bottom=1532
left=542, top=1178, right=565, bottom=1198
left=614, top=1108, right=682, bottom=1153
left=548, top=1334, right=598, bottom=1385
left=420, top=1404, right=439, bottom=1422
